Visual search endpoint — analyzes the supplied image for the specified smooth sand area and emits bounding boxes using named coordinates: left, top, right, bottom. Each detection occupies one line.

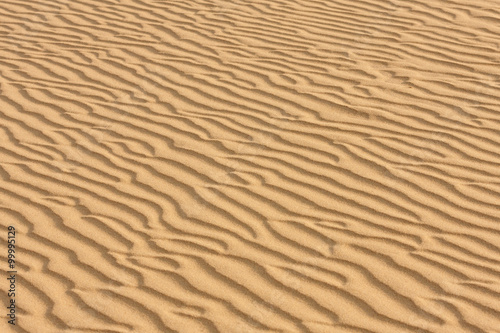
left=1, top=0, right=499, bottom=332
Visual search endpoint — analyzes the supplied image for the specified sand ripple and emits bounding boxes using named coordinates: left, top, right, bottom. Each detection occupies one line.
left=1, top=0, right=500, bottom=332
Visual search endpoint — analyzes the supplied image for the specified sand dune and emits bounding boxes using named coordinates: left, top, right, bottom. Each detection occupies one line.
left=1, top=0, right=500, bottom=332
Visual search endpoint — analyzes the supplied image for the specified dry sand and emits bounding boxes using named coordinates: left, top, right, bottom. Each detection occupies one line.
left=1, top=0, right=500, bottom=332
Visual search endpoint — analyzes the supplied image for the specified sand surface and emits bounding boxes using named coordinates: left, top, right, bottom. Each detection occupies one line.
left=1, top=0, right=500, bottom=332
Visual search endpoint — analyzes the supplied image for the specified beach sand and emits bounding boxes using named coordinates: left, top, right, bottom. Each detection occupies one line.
left=1, top=0, right=500, bottom=332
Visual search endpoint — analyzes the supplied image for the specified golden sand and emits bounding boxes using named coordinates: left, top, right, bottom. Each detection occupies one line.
left=1, top=0, right=500, bottom=332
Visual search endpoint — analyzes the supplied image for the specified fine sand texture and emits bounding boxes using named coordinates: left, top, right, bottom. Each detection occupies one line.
left=1, top=0, right=500, bottom=332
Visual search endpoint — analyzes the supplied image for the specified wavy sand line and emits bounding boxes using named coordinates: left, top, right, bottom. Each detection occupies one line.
left=1, top=0, right=500, bottom=332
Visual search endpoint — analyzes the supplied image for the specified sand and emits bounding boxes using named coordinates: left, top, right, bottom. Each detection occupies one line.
left=1, top=0, right=500, bottom=332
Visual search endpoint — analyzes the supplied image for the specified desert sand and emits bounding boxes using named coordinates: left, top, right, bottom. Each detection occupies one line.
left=1, top=0, right=500, bottom=332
